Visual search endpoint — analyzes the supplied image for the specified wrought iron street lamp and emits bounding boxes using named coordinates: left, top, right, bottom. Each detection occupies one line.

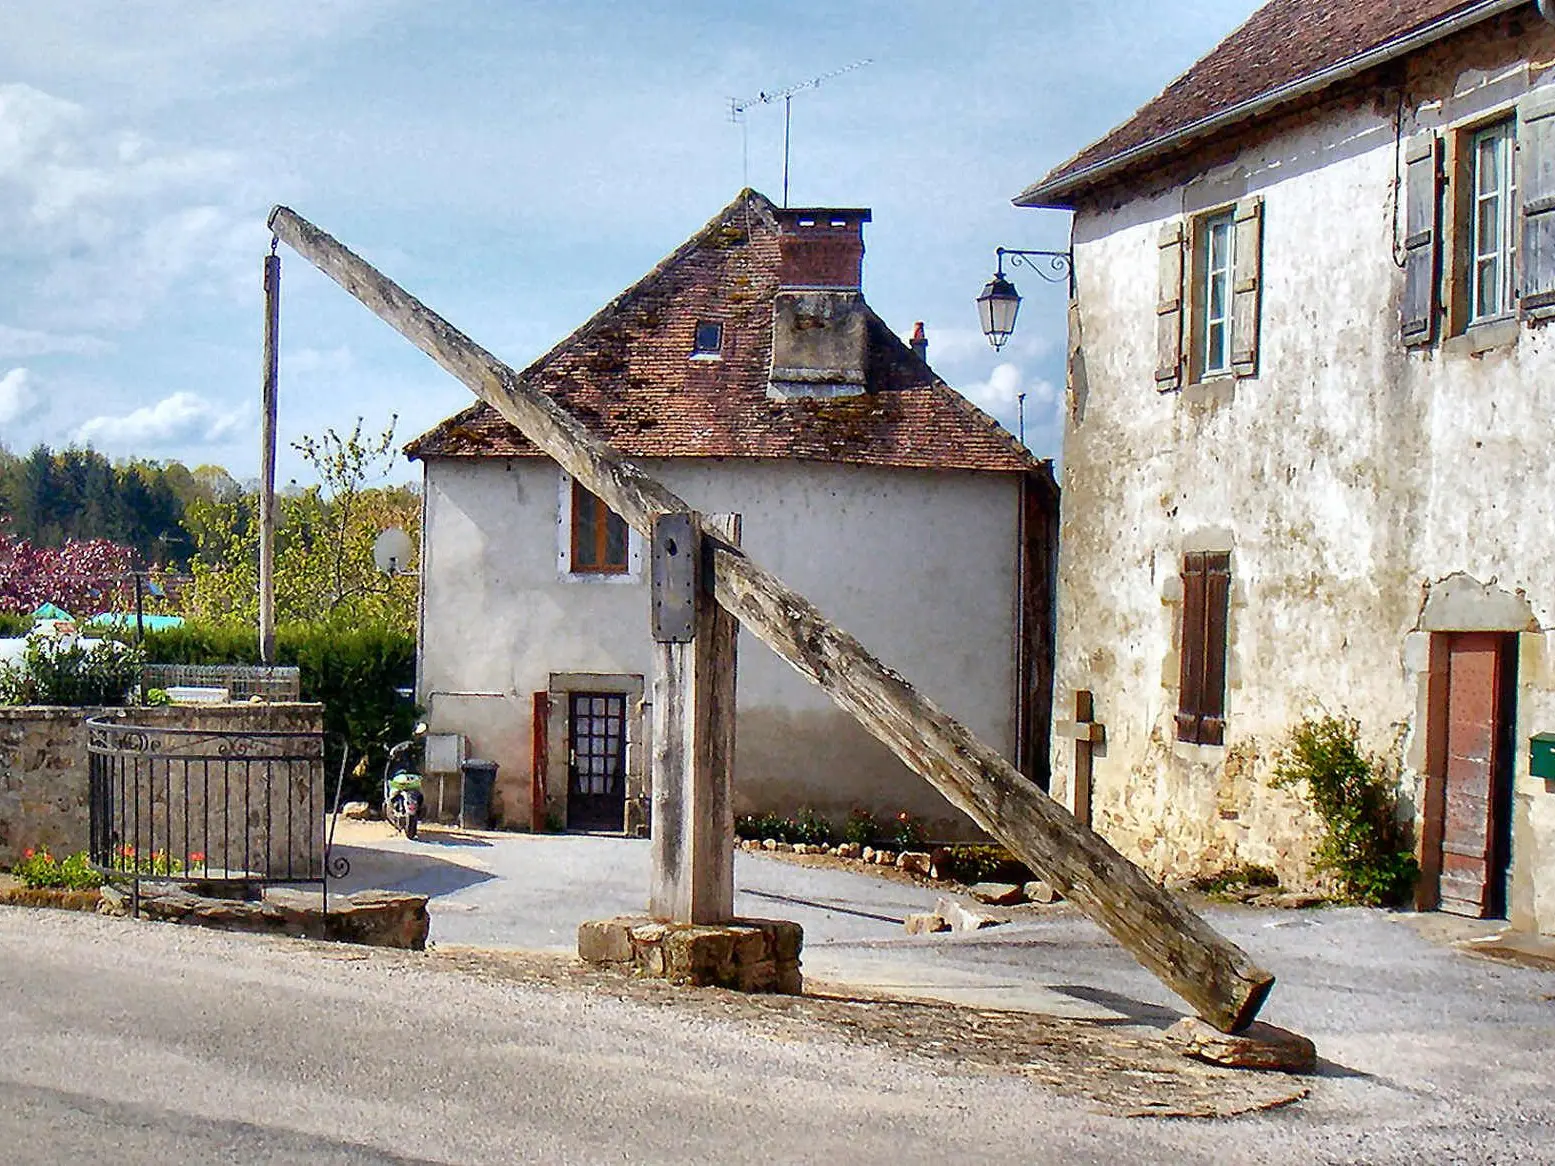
left=977, top=247, right=1073, bottom=350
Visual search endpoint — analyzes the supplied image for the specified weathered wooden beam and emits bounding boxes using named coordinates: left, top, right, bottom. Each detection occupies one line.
left=267, top=205, right=1275, bottom=1032
left=649, top=513, right=740, bottom=924
left=267, top=206, right=690, bottom=537
left=713, top=551, right=1271, bottom=1031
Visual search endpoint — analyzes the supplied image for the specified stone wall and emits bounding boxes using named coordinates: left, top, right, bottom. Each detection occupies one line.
left=0, top=704, right=324, bottom=870
left=1050, top=13, right=1555, bottom=932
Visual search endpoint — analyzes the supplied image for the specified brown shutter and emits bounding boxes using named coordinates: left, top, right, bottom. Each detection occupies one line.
left=1156, top=221, right=1185, bottom=389
left=1230, top=197, right=1263, bottom=377
left=1402, top=131, right=1442, bottom=345
left=1199, top=553, right=1231, bottom=747
left=1520, top=85, right=1555, bottom=320
left=1177, top=552, right=1207, bottom=742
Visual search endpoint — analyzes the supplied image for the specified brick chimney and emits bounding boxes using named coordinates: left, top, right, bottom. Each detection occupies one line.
left=910, top=322, right=927, bottom=362
left=775, top=208, right=871, bottom=289
left=769, top=207, right=872, bottom=400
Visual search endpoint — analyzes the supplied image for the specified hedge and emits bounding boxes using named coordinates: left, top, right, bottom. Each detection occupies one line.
left=138, top=620, right=417, bottom=804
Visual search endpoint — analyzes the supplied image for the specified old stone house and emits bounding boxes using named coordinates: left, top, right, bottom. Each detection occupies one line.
left=407, top=189, right=1058, bottom=839
left=1020, top=0, right=1555, bottom=933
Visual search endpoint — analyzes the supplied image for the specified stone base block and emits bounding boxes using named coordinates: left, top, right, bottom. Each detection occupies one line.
left=97, top=884, right=430, bottom=950
left=579, top=916, right=803, bottom=994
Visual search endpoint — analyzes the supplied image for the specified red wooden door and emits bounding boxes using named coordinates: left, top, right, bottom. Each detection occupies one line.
left=1438, top=633, right=1510, bottom=918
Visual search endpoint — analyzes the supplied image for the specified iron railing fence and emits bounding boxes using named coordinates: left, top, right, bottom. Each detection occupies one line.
left=86, top=717, right=331, bottom=908
left=139, top=664, right=302, bottom=701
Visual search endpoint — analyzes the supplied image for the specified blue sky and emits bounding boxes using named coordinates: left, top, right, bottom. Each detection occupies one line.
left=0, top=1, right=1260, bottom=484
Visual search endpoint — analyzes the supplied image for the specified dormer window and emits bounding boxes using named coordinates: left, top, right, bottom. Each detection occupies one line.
left=692, top=320, right=723, bottom=358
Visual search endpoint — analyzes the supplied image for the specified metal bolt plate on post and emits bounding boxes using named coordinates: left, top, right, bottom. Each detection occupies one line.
left=651, top=512, right=697, bottom=643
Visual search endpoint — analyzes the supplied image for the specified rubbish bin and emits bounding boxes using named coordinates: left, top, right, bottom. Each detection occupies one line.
left=459, top=759, right=498, bottom=831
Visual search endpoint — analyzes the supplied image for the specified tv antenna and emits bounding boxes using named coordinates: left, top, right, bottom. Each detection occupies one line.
left=729, top=59, right=872, bottom=206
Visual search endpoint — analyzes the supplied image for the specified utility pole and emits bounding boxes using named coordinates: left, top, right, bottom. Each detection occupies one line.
left=259, top=242, right=281, bottom=665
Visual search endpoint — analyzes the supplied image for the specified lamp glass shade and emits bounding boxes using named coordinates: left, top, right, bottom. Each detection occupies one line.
left=978, top=274, right=1021, bottom=350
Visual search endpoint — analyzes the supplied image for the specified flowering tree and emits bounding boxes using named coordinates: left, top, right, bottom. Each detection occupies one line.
left=0, top=522, right=137, bottom=617
left=183, top=417, right=419, bottom=633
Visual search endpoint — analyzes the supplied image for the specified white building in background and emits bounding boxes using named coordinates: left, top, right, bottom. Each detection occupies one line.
left=408, top=189, right=1058, bottom=838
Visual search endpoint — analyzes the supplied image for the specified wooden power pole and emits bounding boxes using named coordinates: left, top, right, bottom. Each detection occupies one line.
left=259, top=246, right=281, bottom=666
left=265, top=205, right=1275, bottom=1034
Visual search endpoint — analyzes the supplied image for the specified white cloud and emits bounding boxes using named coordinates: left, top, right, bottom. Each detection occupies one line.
left=960, top=361, right=1058, bottom=414
left=74, top=391, right=245, bottom=449
left=283, top=345, right=355, bottom=377
left=0, top=82, right=263, bottom=332
left=0, top=366, right=37, bottom=424
left=0, top=324, right=112, bottom=358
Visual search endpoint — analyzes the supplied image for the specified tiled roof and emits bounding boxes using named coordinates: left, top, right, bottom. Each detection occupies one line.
left=1018, top=0, right=1514, bottom=206
left=406, top=189, right=1042, bottom=476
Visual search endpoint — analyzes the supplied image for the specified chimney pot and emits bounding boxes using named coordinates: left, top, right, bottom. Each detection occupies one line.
left=910, top=322, right=928, bottom=362
left=775, top=207, right=871, bottom=290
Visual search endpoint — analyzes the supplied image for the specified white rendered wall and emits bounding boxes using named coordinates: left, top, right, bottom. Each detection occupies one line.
left=1052, top=20, right=1555, bottom=931
left=417, top=456, right=1022, bottom=839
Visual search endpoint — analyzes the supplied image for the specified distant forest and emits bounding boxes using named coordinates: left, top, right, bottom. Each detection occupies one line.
left=0, top=445, right=244, bottom=566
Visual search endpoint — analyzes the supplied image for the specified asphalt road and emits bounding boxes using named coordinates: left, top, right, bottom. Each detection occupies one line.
left=5, top=830, right=1554, bottom=1163
left=2, top=905, right=1554, bottom=1164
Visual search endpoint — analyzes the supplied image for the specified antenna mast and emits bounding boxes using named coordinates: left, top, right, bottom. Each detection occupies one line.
left=729, top=59, right=872, bottom=205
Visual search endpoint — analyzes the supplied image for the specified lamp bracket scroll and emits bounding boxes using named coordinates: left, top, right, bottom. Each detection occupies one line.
left=995, top=247, right=1073, bottom=286
left=977, top=246, right=1074, bottom=351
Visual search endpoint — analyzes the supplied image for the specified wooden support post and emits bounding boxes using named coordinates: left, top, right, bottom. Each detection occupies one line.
left=1054, top=689, right=1104, bottom=827
left=266, top=206, right=1275, bottom=1031
left=649, top=513, right=740, bottom=924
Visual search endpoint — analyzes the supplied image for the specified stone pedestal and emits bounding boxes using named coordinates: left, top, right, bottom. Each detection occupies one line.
left=578, top=915, right=802, bottom=994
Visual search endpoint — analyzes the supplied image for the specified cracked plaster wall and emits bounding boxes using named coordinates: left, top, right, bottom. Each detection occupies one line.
left=1052, top=15, right=1555, bottom=932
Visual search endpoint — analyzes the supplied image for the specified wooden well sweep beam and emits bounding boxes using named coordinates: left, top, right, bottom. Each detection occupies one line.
left=267, top=206, right=1275, bottom=1033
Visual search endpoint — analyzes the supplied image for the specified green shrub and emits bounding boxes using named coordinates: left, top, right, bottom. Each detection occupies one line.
left=736, top=811, right=790, bottom=842
left=0, top=637, right=143, bottom=706
left=933, top=844, right=1033, bottom=886
left=1272, top=714, right=1419, bottom=907
left=889, top=810, right=926, bottom=851
left=0, top=613, right=31, bottom=637
left=1188, top=864, right=1281, bottom=897
left=11, top=849, right=104, bottom=890
left=138, top=618, right=417, bottom=803
left=792, top=807, right=833, bottom=846
left=842, top=807, right=880, bottom=847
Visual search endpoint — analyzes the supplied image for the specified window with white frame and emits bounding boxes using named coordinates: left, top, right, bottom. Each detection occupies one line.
left=1155, top=197, right=1262, bottom=390
left=1199, top=210, right=1236, bottom=376
left=1470, top=119, right=1517, bottom=324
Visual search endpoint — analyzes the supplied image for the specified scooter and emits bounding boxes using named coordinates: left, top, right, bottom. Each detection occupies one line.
left=383, top=722, right=428, bottom=839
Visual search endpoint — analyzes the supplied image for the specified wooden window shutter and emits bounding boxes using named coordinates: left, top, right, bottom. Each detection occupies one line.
left=1199, top=552, right=1231, bottom=747
left=1401, top=131, right=1442, bottom=345
left=1520, top=85, right=1555, bottom=320
left=1156, top=221, right=1185, bottom=389
left=1177, top=551, right=1231, bottom=745
left=1230, top=197, right=1263, bottom=377
left=1176, top=552, right=1207, bottom=742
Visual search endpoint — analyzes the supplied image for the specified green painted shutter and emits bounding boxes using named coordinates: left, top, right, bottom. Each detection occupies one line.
left=1230, top=197, right=1263, bottom=377
left=1156, top=221, right=1185, bottom=390
left=1401, top=132, right=1441, bottom=346
left=1519, top=85, right=1555, bottom=319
